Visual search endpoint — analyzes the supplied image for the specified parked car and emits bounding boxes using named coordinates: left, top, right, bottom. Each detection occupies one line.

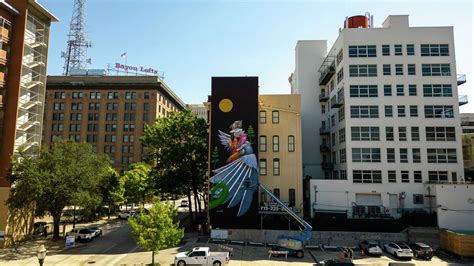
left=66, top=228, right=94, bottom=242
left=174, top=247, right=229, bottom=266
left=88, top=226, right=102, bottom=238
left=409, top=242, right=433, bottom=260
left=384, top=242, right=413, bottom=259
left=117, top=210, right=137, bottom=219
left=180, top=200, right=189, bottom=207
left=359, top=240, right=382, bottom=256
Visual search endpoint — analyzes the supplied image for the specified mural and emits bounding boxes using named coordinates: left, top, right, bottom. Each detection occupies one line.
left=209, top=121, right=259, bottom=216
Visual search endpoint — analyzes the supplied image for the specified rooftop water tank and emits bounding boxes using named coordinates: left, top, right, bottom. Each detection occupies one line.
left=344, top=15, right=369, bottom=28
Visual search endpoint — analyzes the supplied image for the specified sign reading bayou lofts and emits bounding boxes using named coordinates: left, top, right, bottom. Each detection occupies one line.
left=115, top=63, right=159, bottom=75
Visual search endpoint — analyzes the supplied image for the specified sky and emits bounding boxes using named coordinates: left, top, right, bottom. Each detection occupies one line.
left=42, top=0, right=473, bottom=111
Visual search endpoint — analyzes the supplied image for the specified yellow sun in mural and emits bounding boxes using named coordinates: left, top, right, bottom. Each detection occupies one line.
left=219, top=98, right=233, bottom=112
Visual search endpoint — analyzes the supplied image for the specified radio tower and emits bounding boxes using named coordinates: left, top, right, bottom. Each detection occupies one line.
left=62, top=0, right=91, bottom=75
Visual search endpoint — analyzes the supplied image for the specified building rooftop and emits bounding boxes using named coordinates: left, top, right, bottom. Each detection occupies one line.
left=47, top=75, right=186, bottom=110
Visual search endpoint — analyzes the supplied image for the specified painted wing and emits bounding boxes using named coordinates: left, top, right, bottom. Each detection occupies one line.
left=210, top=154, right=259, bottom=217
left=218, top=130, right=232, bottom=151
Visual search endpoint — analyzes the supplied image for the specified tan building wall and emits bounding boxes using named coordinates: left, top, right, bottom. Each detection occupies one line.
left=43, top=75, right=186, bottom=170
left=258, top=94, right=303, bottom=214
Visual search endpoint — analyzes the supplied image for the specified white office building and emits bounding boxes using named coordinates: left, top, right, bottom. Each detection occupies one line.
left=291, top=15, right=467, bottom=221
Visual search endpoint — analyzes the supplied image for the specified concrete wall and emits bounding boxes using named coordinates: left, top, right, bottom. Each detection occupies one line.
left=430, top=184, right=474, bottom=231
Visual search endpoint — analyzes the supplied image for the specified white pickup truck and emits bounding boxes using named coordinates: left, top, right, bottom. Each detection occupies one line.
left=175, top=247, right=230, bottom=266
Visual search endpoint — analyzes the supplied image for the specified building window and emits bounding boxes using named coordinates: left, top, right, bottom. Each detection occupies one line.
left=259, top=159, right=267, bottom=175
left=107, top=103, right=118, bottom=110
left=423, top=84, right=452, bottom=97
left=125, top=103, right=137, bottom=110
left=384, top=105, right=393, bottom=117
left=348, top=45, right=376, bottom=57
left=399, top=127, right=407, bottom=141
left=349, top=65, right=377, bottom=77
left=409, top=105, right=418, bottom=117
left=124, top=113, right=136, bottom=121
left=143, top=113, right=149, bottom=121
left=414, top=171, right=422, bottom=183
left=72, top=92, right=84, bottom=99
left=411, top=127, right=420, bottom=141
left=273, top=188, right=280, bottom=198
left=350, top=106, right=378, bottom=118
left=386, top=127, right=394, bottom=141
left=144, top=103, right=150, bottom=110
left=107, top=92, right=119, bottom=99
left=338, top=107, right=345, bottom=122
left=349, top=85, right=377, bottom=97
left=337, top=49, right=343, bottom=65
left=421, top=44, right=449, bottom=56
left=89, top=92, right=101, bottom=99
left=401, top=171, right=409, bottom=183
left=338, top=128, right=345, bottom=143
left=397, top=105, right=405, bottom=117
left=337, top=69, right=344, bottom=84
left=259, top=111, right=266, bottom=124
left=288, top=135, right=295, bottom=152
left=384, top=85, right=392, bottom=96
left=383, top=64, right=391, bottom=75
left=71, top=103, right=83, bottom=110
left=144, top=92, right=151, bottom=99
left=351, top=127, right=379, bottom=141
left=388, top=171, right=396, bottom=183
left=396, top=85, right=404, bottom=96
left=412, top=148, right=421, bottom=163
left=387, top=148, right=395, bottom=163
left=352, top=148, right=381, bottom=163
left=87, top=134, right=98, bottom=143
left=394, top=44, right=402, bottom=55
left=125, top=92, right=137, bottom=99
left=272, top=136, right=279, bottom=152
left=413, top=194, right=424, bottom=204
left=54, top=103, right=65, bottom=110
left=273, top=159, right=280, bottom=176
left=106, top=113, right=118, bottom=121
left=70, top=113, right=82, bottom=121
left=288, top=189, right=296, bottom=207
left=408, top=84, right=417, bottom=96
left=353, top=170, right=382, bottom=184
left=400, top=148, right=408, bottom=163
left=407, top=64, right=416, bottom=75
left=424, top=105, right=454, bottom=118
left=422, top=64, right=451, bottom=76
left=272, top=111, right=279, bottom=124
left=407, top=44, right=415, bottom=55
left=54, top=91, right=65, bottom=99
left=124, top=124, right=136, bottom=132
left=395, top=64, right=403, bottom=75
left=382, top=45, right=390, bottom=56
left=427, top=148, right=457, bottom=163
left=428, top=171, right=448, bottom=182
left=340, top=149, right=346, bottom=163
left=426, top=127, right=456, bottom=141
left=259, top=136, right=267, bottom=152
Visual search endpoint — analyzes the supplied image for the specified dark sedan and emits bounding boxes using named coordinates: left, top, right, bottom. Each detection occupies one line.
left=409, top=242, right=433, bottom=260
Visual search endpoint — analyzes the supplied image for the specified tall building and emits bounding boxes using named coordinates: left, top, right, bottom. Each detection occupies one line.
left=43, top=75, right=186, bottom=170
left=0, top=0, right=57, bottom=247
left=186, top=103, right=208, bottom=123
left=291, top=15, right=466, bottom=221
left=461, top=113, right=474, bottom=179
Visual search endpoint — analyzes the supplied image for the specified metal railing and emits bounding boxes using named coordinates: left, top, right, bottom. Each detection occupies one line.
left=457, top=74, right=466, bottom=86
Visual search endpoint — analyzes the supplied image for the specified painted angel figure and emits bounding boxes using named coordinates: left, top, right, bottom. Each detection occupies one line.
left=209, top=121, right=259, bottom=217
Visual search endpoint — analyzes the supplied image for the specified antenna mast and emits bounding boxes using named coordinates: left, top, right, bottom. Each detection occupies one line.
left=62, top=0, right=91, bottom=75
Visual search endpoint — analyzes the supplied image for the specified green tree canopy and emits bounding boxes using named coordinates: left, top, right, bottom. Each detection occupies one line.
left=141, top=109, right=208, bottom=222
left=129, top=198, right=184, bottom=265
left=123, top=162, right=153, bottom=207
left=100, top=167, right=125, bottom=218
left=8, top=140, right=111, bottom=239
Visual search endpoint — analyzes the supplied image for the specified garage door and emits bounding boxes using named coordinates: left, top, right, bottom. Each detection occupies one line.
left=355, top=193, right=382, bottom=205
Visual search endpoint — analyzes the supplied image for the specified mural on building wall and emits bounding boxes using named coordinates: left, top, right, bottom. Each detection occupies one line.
left=209, top=120, right=259, bottom=216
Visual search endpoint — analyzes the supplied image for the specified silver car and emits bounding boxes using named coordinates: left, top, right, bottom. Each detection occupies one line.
left=359, top=240, right=382, bottom=256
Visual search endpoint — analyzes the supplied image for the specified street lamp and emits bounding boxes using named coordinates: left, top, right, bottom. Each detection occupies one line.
left=36, top=244, right=47, bottom=266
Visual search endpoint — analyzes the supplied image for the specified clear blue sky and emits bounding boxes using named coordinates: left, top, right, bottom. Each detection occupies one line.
left=43, top=0, right=473, bottom=111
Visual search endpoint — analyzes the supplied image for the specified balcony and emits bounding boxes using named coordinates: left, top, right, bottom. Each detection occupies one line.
left=321, top=161, right=333, bottom=170
left=319, top=93, right=329, bottom=102
left=459, top=95, right=468, bottom=106
left=352, top=204, right=392, bottom=219
left=318, top=56, right=336, bottom=85
left=319, top=127, right=330, bottom=135
left=0, top=27, right=9, bottom=42
left=331, top=96, right=344, bottom=109
left=320, top=143, right=330, bottom=152
left=0, top=50, right=7, bottom=65
left=457, top=74, right=466, bottom=86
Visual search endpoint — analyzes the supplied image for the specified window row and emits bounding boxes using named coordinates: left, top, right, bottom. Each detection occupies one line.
left=348, top=64, right=451, bottom=77
left=351, top=147, right=457, bottom=164
left=53, top=91, right=152, bottom=100
left=259, top=135, right=295, bottom=152
left=350, top=84, right=452, bottom=98
left=259, top=110, right=280, bottom=124
left=259, top=158, right=280, bottom=176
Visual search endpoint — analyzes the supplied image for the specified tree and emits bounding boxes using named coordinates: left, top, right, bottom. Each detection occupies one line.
left=211, top=146, right=219, bottom=171
left=129, top=198, right=184, bottom=266
left=100, top=167, right=125, bottom=219
left=123, top=162, right=153, bottom=208
left=8, top=140, right=110, bottom=240
left=141, top=109, right=208, bottom=225
left=247, top=125, right=255, bottom=143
